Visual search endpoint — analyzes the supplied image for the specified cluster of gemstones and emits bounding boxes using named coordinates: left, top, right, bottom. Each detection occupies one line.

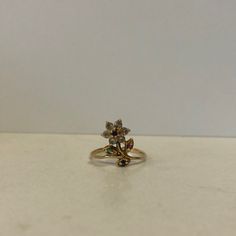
left=101, top=119, right=133, bottom=167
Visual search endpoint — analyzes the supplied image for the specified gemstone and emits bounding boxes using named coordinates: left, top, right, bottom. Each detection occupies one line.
left=126, top=138, right=134, bottom=150
left=105, top=145, right=117, bottom=155
left=109, top=137, right=117, bottom=144
left=122, top=127, right=130, bottom=135
left=117, top=158, right=129, bottom=167
left=106, top=121, right=113, bottom=130
left=106, top=147, right=113, bottom=154
left=118, top=136, right=125, bottom=143
left=102, top=130, right=110, bottom=138
left=111, top=130, right=118, bottom=136
left=114, top=119, right=122, bottom=128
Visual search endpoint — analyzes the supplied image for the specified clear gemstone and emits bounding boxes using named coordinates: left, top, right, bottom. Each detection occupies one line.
left=122, top=127, right=130, bottom=135
left=102, top=130, right=110, bottom=138
left=106, top=121, right=113, bottom=130
left=114, top=119, right=122, bottom=128
left=109, top=137, right=117, bottom=144
left=118, top=136, right=125, bottom=143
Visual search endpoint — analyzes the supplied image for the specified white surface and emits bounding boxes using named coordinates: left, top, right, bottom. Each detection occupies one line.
left=1, top=1, right=236, bottom=136
left=0, top=133, right=236, bottom=236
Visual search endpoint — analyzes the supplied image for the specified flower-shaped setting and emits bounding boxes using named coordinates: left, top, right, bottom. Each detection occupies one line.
left=101, top=119, right=130, bottom=145
left=90, top=119, right=145, bottom=167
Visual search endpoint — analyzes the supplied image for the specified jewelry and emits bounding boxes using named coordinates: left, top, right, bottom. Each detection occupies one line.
left=90, top=119, right=146, bottom=167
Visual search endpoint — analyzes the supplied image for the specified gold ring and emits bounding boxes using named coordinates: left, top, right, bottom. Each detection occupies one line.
left=90, top=119, right=146, bottom=167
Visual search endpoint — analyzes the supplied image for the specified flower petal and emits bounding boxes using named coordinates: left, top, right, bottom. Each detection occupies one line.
left=102, top=130, right=110, bottom=138
left=109, top=137, right=117, bottom=144
left=122, top=127, right=130, bottom=135
left=106, top=121, right=114, bottom=130
left=114, top=119, right=122, bottom=128
left=117, top=136, right=125, bottom=143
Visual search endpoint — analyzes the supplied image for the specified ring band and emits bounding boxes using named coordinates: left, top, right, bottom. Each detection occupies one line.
left=89, top=119, right=146, bottom=167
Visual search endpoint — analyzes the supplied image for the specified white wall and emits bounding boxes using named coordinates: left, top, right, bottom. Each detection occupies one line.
left=0, top=0, right=236, bottom=136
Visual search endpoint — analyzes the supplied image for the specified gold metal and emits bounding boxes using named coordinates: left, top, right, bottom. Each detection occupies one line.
left=90, top=119, right=146, bottom=167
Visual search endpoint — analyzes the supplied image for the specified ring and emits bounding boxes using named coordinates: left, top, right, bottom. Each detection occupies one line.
left=90, top=119, right=146, bottom=167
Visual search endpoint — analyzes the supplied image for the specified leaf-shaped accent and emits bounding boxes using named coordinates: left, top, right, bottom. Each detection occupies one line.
left=104, top=145, right=118, bottom=155
left=126, top=138, right=134, bottom=151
